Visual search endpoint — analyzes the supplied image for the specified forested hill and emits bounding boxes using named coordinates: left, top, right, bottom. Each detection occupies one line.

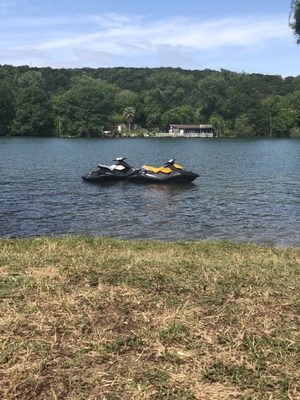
left=0, top=64, right=299, bottom=137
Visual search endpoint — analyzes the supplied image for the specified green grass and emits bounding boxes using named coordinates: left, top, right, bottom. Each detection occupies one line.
left=0, top=237, right=299, bottom=399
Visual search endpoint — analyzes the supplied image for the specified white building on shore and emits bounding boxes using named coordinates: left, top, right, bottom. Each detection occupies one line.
left=168, top=124, right=215, bottom=137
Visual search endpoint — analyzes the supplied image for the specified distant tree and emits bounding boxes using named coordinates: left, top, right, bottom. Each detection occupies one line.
left=123, top=106, right=136, bottom=131
left=290, top=0, right=300, bottom=43
left=272, top=106, right=298, bottom=136
left=17, top=71, right=44, bottom=88
left=11, top=84, right=53, bottom=136
left=209, top=113, right=226, bottom=136
left=281, top=90, right=300, bottom=127
left=259, top=96, right=281, bottom=137
left=161, top=105, right=196, bottom=127
left=0, top=81, right=15, bottom=135
left=52, top=76, right=117, bottom=136
left=234, top=114, right=254, bottom=137
left=193, top=74, right=227, bottom=119
left=289, top=127, right=300, bottom=137
left=142, top=89, right=168, bottom=127
left=115, top=90, right=138, bottom=111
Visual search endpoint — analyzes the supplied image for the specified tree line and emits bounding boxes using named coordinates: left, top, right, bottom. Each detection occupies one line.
left=0, top=64, right=300, bottom=137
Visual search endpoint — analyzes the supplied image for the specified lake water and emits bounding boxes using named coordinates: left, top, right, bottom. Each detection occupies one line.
left=0, top=137, right=299, bottom=247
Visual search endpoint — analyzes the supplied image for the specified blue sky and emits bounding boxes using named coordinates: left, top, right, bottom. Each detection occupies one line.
left=0, top=0, right=299, bottom=77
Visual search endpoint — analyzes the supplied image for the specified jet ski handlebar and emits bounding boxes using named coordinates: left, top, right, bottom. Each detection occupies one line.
left=165, top=159, right=175, bottom=166
left=114, top=157, right=127, bottom=162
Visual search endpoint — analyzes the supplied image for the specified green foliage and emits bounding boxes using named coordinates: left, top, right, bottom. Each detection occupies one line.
left=290, top=0, right=300, bottom=43
left=122, top=106, right=136, bottom=131
left=209, top=113, right=226, bottom=136
left=161, top=105, right=197, bottom=127
left=52, top=76, right=117, bottom=136
left=11, top=85, right=53, bottom=136
left=17, top=71, right=44, bottom=88
left=0, top=65, right=299, bottom=137
left=115, top=89, right=138, bottom=112
left=0, top=80, right=15, bottom=135
left=272, top=107, right=298, bottom=136
left=289, top=127, right=300, bottom=136
left=142, top=88, right=168, bottom=127
left=234, top=114, right=254, bottom=137
left=194, top=73, right=227, bottom=118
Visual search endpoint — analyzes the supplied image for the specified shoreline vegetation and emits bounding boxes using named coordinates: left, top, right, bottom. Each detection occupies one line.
left=0, top=237, right=299, bottom=399
left=1, top=65, right=300, bottom=139
left=3, top=133, right=300, bottom=139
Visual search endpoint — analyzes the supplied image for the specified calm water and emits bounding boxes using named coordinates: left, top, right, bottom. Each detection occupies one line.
left=0, top=137, right=299, bottom=246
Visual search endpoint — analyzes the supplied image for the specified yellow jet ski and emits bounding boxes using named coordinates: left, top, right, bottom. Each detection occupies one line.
left=128, top=159, right=199, bottom=183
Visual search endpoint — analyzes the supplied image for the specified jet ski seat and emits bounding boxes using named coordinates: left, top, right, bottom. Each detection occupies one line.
left=98, top=164, right=126, bottom=171
left=142, top=162, right=183, bottom=174
left=142, top=165, right=172, bottom=174
left=173, top=163, right=183, bottom=170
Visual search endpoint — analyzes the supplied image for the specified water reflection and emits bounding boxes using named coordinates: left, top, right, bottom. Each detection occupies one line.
left=136, top=182, right=197, bottom=194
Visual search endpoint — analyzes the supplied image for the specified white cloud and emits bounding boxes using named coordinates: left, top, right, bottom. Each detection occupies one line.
left=0, top=13, right=134, bottom=28
left=0, top=11, right=294, bottom=73
left=27, top=14, right=290, bottom=53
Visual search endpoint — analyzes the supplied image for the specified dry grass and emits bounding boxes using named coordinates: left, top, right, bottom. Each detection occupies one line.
left=0, top=237, right=299, bottom=399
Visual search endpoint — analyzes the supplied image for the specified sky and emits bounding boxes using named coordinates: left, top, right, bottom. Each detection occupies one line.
left=0, top=0, right=299, bottom=77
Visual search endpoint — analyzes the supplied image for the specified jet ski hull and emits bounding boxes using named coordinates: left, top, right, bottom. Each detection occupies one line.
left=82, top=170, right=134, bottom=182
left=128, top=170, right=199, bottom=183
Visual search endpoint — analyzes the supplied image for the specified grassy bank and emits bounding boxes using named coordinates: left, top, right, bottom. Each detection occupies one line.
left=0, top=237, right=299, bottom=400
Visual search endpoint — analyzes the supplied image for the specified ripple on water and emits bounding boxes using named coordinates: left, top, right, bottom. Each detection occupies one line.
left=0, top=137, right=299, bottom=246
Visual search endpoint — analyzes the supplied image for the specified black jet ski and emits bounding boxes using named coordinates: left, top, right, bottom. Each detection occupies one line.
left=82, top=157, right=136, bottom=182
left=128, top=159, right=199, bottom=183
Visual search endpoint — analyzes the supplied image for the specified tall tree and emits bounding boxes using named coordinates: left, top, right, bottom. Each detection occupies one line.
left=52, top=76, right=117, bottom=136
left=161, top=105, right=197, bottom=127
left=272, top=106, right=298, bottom=136
left=123, top=106, right=136, bottom=132
left=11, top=79, right=53, bottom=136
left=234, top=114, right=254, bottom=137
left=290, top=0, right=300, bottom=43
left=115, top=90, right=138, bottom=111
left=0, top=81, right=15, bottom=135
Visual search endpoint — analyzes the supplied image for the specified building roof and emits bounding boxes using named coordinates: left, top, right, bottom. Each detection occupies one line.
left=169, top=124, right=213, bottom=129
left=169, top=124, right=200, bottom=129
